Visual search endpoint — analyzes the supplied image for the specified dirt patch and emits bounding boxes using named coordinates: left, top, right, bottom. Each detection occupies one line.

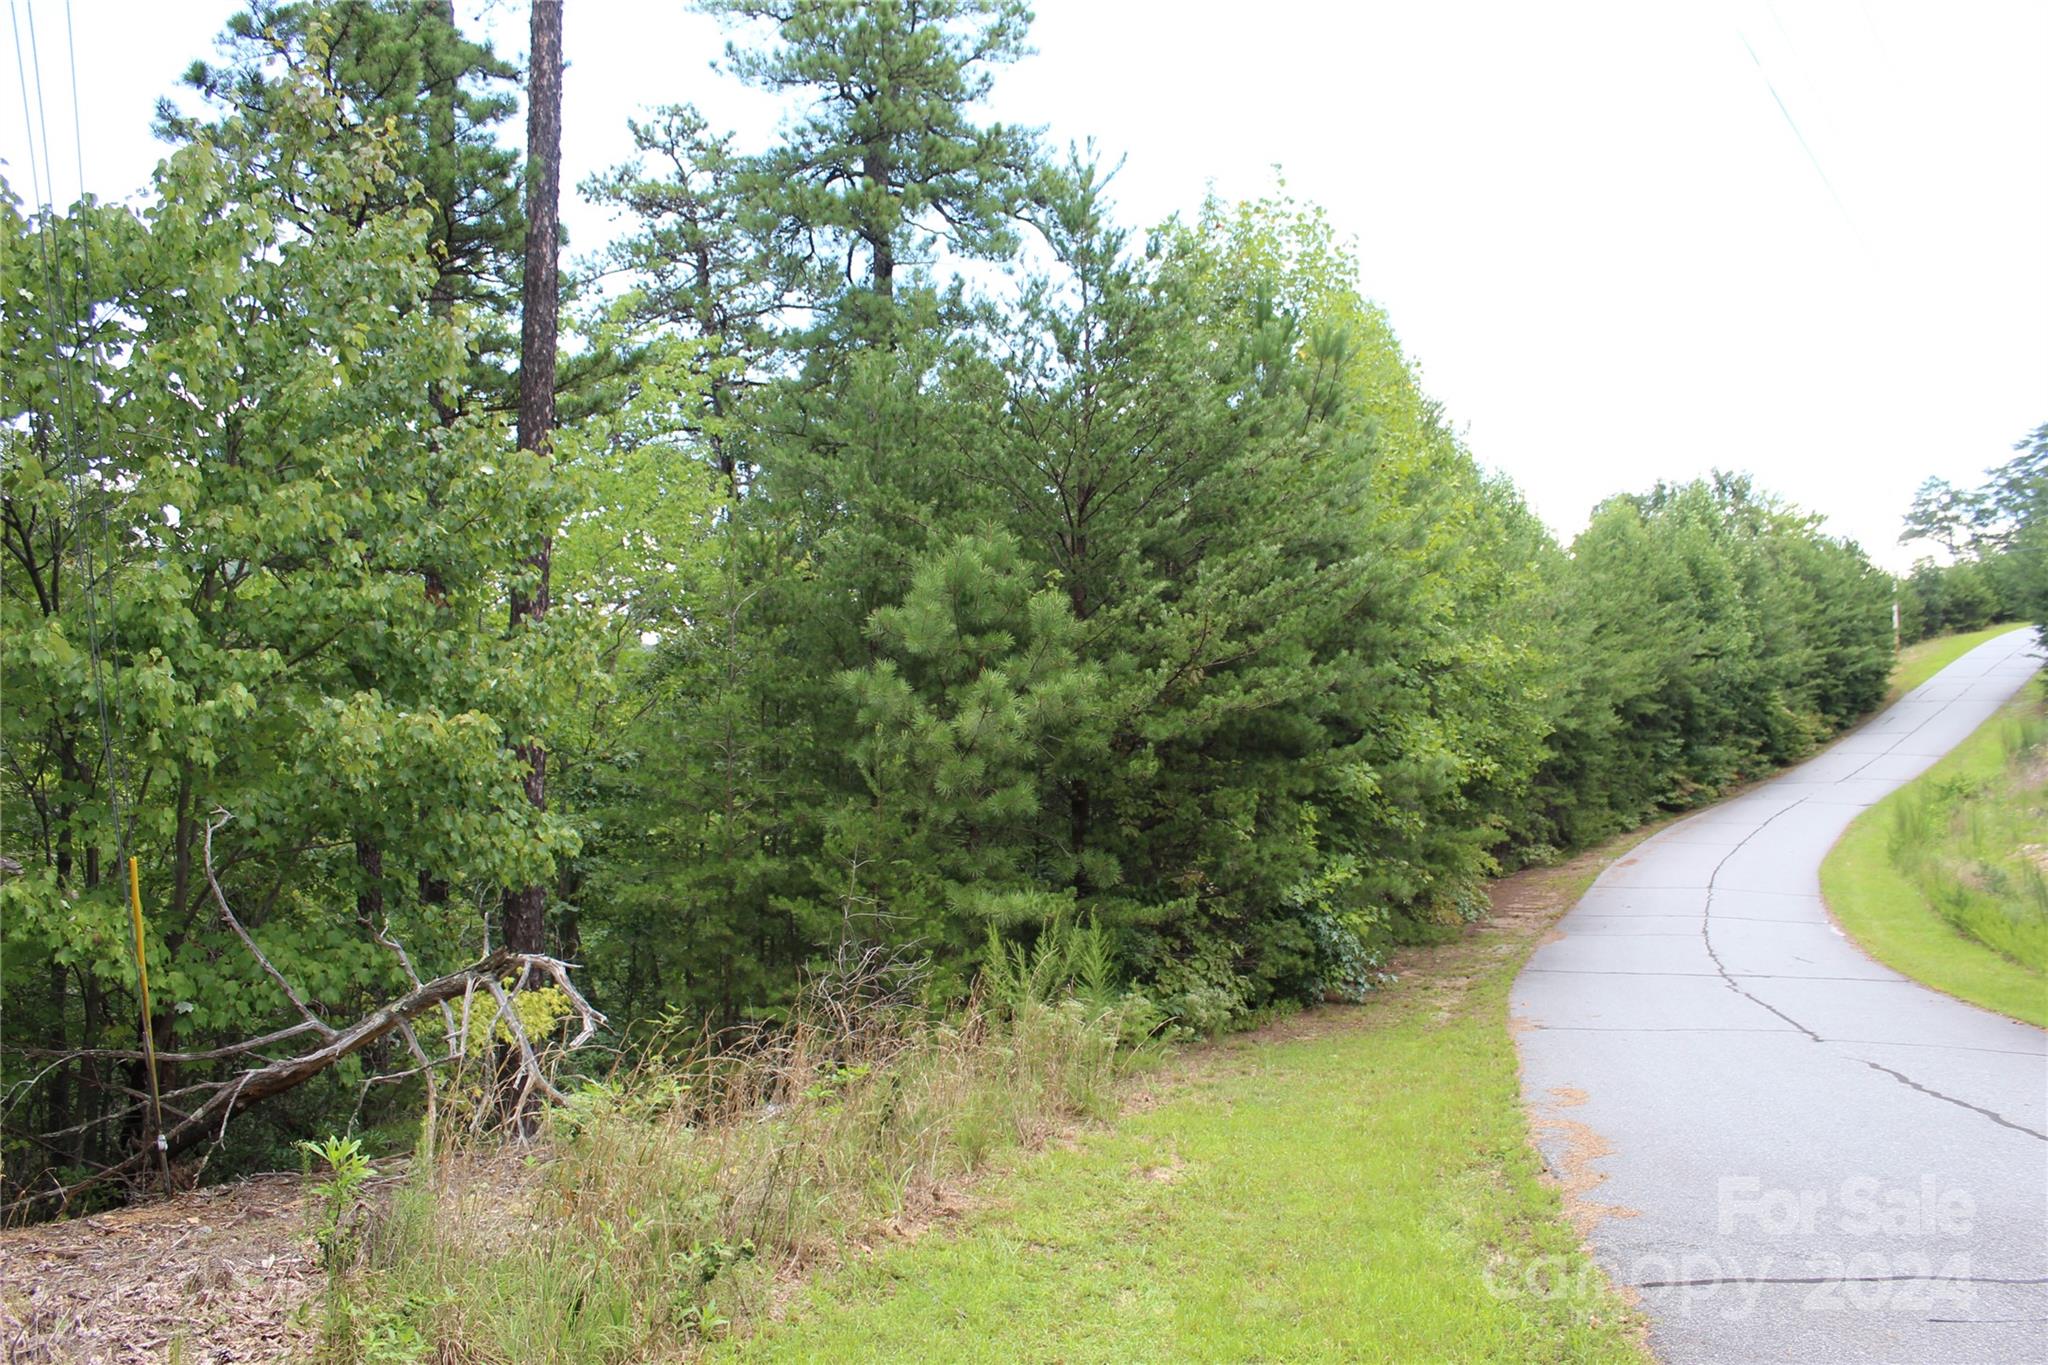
left=1527, top=1087, right=1641, bottom=1238
left=867, top=1183, right=980, bottom=1246
left=1136, top=1153, right=1187, bottom=1185
left=0, top=1173, right=316, bottom=1364
left=1496, top=835, right=1671, bottom=1249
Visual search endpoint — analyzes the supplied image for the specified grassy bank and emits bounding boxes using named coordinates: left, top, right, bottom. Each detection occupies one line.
left=722, top=852, right=1649, bottom=1364
left=1821, top=687, right=2048, bottom=1028
left=1888, top=624, right=2024, bottom=700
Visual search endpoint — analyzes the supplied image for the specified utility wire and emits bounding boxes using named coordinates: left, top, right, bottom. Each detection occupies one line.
left=1738, top=29, right=1866, bottom=251
left=7, top=0, right=47, bottom=213
left=18, top=0, right=124, bottom=867
left=62, top=0, right=129, bottom=866
left=8, top=0, right=158, bottom=1186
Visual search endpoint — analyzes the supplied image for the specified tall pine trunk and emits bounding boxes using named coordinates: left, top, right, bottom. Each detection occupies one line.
left=503, top=0, right=562, bottom=957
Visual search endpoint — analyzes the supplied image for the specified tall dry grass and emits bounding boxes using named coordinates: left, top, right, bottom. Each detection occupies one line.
left=319, top=926, right=1163, bottom=1362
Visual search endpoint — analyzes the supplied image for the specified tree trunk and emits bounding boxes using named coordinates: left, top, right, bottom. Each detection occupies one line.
left=503, top=0, right=564, bottom=957
left=356, top=836, right=384, bottom=923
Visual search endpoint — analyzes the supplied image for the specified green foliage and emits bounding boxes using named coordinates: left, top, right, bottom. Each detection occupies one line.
left=3, top=0, right=1917, bottom=1192
left=1, top=26, right=573, bottom=1195
left=1529, top=473, right=1894, bottom=845
left=700, top=0, right=1037, bottom=327
left=161, top=0, right=526, bottom=399
left=302, top=1134, right=377, bottom=1272
left=1899, top=424, right=2046, bottom=639
left=981, top=917, right=1105, bottom=1011
left=1900, top=557, right=2003, bottom=640
left=447, top=981, right=573, bottom=1059
left=562, top=163, right=1900, bottom=1037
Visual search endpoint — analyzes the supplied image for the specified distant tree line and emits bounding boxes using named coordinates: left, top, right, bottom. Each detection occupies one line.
left=2, top=0, right=1914, bottom=1195
left=1897, top=425, right=2048, bottom=642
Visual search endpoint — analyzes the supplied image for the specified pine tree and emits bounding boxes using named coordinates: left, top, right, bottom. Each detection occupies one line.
left=161, top=0, right=525, bottom=398
left=585, top=104, right=808, bottom=491
left=701, top=0, right=1039, bottom=335
left=503, top=0, right=565, bottom=958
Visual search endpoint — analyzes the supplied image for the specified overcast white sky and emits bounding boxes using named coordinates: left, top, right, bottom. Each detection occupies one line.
left=7, top=1, right=2044, bottom=569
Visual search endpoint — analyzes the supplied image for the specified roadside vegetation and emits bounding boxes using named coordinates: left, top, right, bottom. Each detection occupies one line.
left=720, top=845, right=1649, bottom=1363
left=301, top=849, right=1651, bottom=1364
left=4, top=0, right=1907, bottom=1207
left=308, top=927, right=1152, bottom=1361
left=1822, top=684, right=2048, bottom=1027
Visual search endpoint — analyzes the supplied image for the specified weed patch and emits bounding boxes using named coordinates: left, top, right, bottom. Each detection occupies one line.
left=1823, top=687, right=2048, bottom=1025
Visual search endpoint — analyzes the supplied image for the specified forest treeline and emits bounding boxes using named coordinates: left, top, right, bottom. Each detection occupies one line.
left=1896, top=427, right=2048, bottom=642
left=0, top=0, right=2025, bottom=1197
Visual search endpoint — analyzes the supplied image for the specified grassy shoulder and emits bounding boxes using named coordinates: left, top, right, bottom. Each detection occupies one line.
left=722, top=851, right=1653, bottom=1364
left=1888, top=624, right=2026, bottom=700
left=1821, top=688, right=2048, bottom=1028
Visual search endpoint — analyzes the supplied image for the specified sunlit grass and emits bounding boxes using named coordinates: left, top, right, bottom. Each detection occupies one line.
left=334, top=856, right=1661, bottom=1363
left=725, top=866, right=1650, bottom=1364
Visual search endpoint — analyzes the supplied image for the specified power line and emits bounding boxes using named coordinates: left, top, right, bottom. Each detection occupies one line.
left=7, top=0, right=157, bottom=1180
left=1737, top=28, right=1866, bottom=251
left=62, top=0, right=130, bottom=865
left=7, top=0, right=47, bottom=212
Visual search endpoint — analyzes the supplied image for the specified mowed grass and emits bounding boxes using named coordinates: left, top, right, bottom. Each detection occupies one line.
left=1888, top=624, right=2027, bottom=701
left=723, top=859, right=1649, bottom=1364
left=1822, top=688, right=2048, bottom=1028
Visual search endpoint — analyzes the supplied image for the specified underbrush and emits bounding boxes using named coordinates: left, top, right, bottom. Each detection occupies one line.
left=308, top=923, right=1164, bottom=1363
left=1884, top=702, right=2048, bottom=971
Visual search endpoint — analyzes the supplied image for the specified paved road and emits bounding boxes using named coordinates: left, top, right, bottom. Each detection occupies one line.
left=1514, top=627, right=2047, bottom=1364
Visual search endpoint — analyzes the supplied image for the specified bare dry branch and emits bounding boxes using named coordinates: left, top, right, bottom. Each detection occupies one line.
left=481, top=974, right=568, bottom=1114
left=7, top=1019, right=323, bottom=1066
left=8, top=813, right=609, bottom=1215
left=5, top=948, right=516, bottom=1217
left=204, top=811, right=335, bottom=1041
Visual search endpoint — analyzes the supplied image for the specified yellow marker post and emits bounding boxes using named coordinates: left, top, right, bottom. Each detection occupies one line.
left=127, top=856, right=174, bottom=1192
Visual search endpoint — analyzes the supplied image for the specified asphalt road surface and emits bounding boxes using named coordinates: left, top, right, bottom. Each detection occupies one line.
left=1514, top=627, right=2047, bottom=1364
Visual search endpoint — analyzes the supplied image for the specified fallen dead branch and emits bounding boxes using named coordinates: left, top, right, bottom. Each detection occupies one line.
left=3, top=810, right=606, bottom=1219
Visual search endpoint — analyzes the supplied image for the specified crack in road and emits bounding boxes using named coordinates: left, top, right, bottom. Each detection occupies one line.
left=1857, top=1058, right=2047, bottom=1141
left=1822, top=1038, right=2048, bottom=1058
left=1691, top=767, right=2047, bottom=1144
left=1697, top=796, right=1828, bottom=1043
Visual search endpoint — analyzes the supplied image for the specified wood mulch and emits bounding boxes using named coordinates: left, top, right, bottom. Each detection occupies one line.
left=0, top=1174, right=316, bottom=1363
